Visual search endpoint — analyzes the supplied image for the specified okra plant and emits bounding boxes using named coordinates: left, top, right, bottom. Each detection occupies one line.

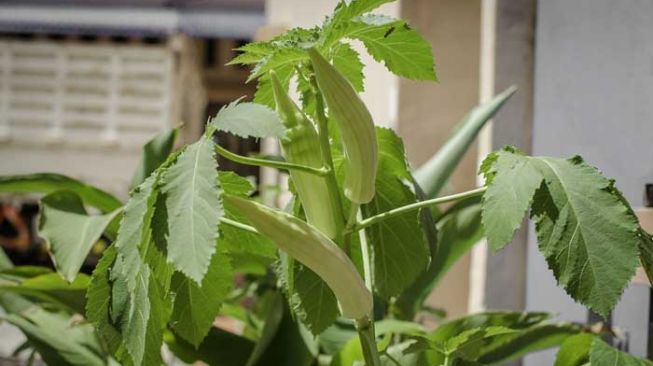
left=1, top=0, right=652, bottom=365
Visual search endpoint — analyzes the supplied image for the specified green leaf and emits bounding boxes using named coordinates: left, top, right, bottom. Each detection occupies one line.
left=252, top=48, right=304, bottom=108
left=0, top=271, right=89, bottom=314
left=481, top=148, right=543, bottom=250
left=165, top=327, right=255, bottom=366
left=86, top=245, right=123, bottom=357
left=39, top=190, right=121, bottom=282
left=228, top=41, right=276, bottom=66
left=638, top=229, right=653, bottom=285
left=360, top=127, right=429, bottom=298
left=0, top=173, right=122, bottom=213
left=414, top=86, right=516, bottom=198
left=161, top=135, right=223, bottom=283
left=444, top=326, right=517, bottom=361
left=344, top=15, right=436, bottom=81
left=130, top=128, right=178, bottom=190
left=590, top=339, right=653, bottom=366
left=331, top=42, right=365, bottom=92
left=210, top=100, right=285, bottom=139
left=396, top=197, right=484, bottom=319
left=286, top=257, right=339, bottom=334
left=554, top=333, right=594, bottom=366
left=3, top=307, right=107, bottom=366
left=219, top=171, right=255, bottom=197
left=482, top=149, right=642, bottom=317
left=331, top=0, right=395, bottom=23
left=170, top=252, right=233, bottom=347
left=0, top=246, right=12, bottom=270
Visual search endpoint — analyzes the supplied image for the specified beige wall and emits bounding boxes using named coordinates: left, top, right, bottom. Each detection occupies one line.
left=399, top=0, right=481, bottom=319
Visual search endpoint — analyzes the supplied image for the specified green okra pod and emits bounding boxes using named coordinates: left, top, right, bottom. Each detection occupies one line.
left=271, top=71, right=342, bottom=239
left=224, top=195, right=373, bottom=319
left=308, top=48, right=378, bottom=204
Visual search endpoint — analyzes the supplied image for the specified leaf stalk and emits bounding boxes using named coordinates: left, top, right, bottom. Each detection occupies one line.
left=215, top=144, right=329, bottom=177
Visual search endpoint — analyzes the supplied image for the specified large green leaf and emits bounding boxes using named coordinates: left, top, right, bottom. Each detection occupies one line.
left=0, top=271, right=89, bottom=314
left=482, top=148, right=643, bottom=316
left=170, top=251, right=233, bottom=347
left=638, top=229, right=653, bottom=284
left=39, top=190, right=121, bottom=282
left=0, top=173, right=122, bottom=213
left=414, top=87, right=516, bottom=198
left=343, top=15, right=436, bottom=81
left=130, top=128, right=178, bottom=190
left=210, top=99, right=285, bottom=139
left=161, top=134, right=223, bottom=283
left=3, top=307, right=107, bottom=366
left=360, top=127, right=429, bottom=298
left=589, top=339, right=653, bottom=366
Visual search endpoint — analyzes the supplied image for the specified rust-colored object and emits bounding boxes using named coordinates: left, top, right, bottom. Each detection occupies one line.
left=0, top=203, right=30, bottom=252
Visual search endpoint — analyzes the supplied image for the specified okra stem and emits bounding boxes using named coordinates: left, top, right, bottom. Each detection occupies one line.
left=355, top=316, right=382, bottom=366
left=351, top=186, right=487, bottom=232
left=215, top=144, right=329, bottom=177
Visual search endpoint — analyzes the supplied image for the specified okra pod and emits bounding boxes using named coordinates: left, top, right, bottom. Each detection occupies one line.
left=224, top=195, right=373, bottom=319
left=271, top=71, right=342, bottom=239
left=308, top=48, right=378, bottom=204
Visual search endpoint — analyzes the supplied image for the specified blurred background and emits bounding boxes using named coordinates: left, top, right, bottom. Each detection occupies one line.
left=0, top=1, right=651, bottom=365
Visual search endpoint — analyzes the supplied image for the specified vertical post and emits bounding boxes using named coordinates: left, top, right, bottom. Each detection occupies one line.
left=0, top=41, right=11, bottom=140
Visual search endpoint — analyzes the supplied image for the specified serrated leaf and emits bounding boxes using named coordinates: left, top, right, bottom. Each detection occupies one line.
left=210, top=100, right=285, bottom=139
left=590, top=339, right=653, bottom=366
left=415, top=86, right=516, bottom=198
left=0, top=173, right=122, bottom=213
left=161, top=135, right=223, bottom=283
left=228, top=42, right=276, bottom=65
left=344, top=15, right=436, bottom=81
left=331, top=42, right=365, bottom=92
left=483, top=148, right=642, bottom=317
left=170, top=252, right=233, bottom=347
left=638, top=229, right=653, bottom=285
left=252, top=48, right=305, bottom=108
left=360, top=127, right=428, bottom=298
left=481, top=149, right=542, bottom=250
left=219, top=171, right=255, bottom=197
left=131, top=128, right=178, bottom=190
left=39, top=190, right=121, bottom=282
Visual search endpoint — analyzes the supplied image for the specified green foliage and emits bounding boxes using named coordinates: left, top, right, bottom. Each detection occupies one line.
left=0, top=270, right=89, bottom=314
left=39, top=191, right=121, bottom=282
left=210, top=99, right=285, bottom=139
left=161, top=134, right=223, bottom=283
left=481, top=147, right=643, bottom=317
left=556, top=336, right=653, bottom=366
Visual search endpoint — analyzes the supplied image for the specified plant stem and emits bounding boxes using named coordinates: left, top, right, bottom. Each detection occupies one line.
left=356, top=316, right=382, bottom=366
left=219, top=217, right=258, bottom=234
left=314, top=85, right=346, bottom=243
left=215, top=144, right=329, bottom=177
left=350, top=186, right=487, bottom=232
left=343, top=203, right=360, bottom=255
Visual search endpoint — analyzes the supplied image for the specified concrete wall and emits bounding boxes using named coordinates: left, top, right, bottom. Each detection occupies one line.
left=399, top=0, right=481, bottom=319
left=525, top=0, right=653, bottom=363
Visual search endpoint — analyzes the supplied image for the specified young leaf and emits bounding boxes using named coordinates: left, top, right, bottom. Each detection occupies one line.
left=359, top=128, right=428, bottom=298
left=0, top=173, right=122, bottom=213
left=589, top=339, right=653, bottom=366
left=344, top=15, right=436, bottom=81
left=161, top=134, right=223, bottom=283
left=414, top=86, right=517, bottom=198
left=331, top=0, right=396, bottom=24
left=210, top=100, right=285, bottom=139
left=170, top=252, right=233, bottom=347
left=131, top=128, right=178, bottom=190
left=39, top=190, right=121, bottom=282
left=252, top=48, right=305, bottom=108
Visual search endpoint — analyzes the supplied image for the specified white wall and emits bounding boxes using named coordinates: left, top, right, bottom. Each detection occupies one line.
left=526, top=1, right=653, bottom=363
